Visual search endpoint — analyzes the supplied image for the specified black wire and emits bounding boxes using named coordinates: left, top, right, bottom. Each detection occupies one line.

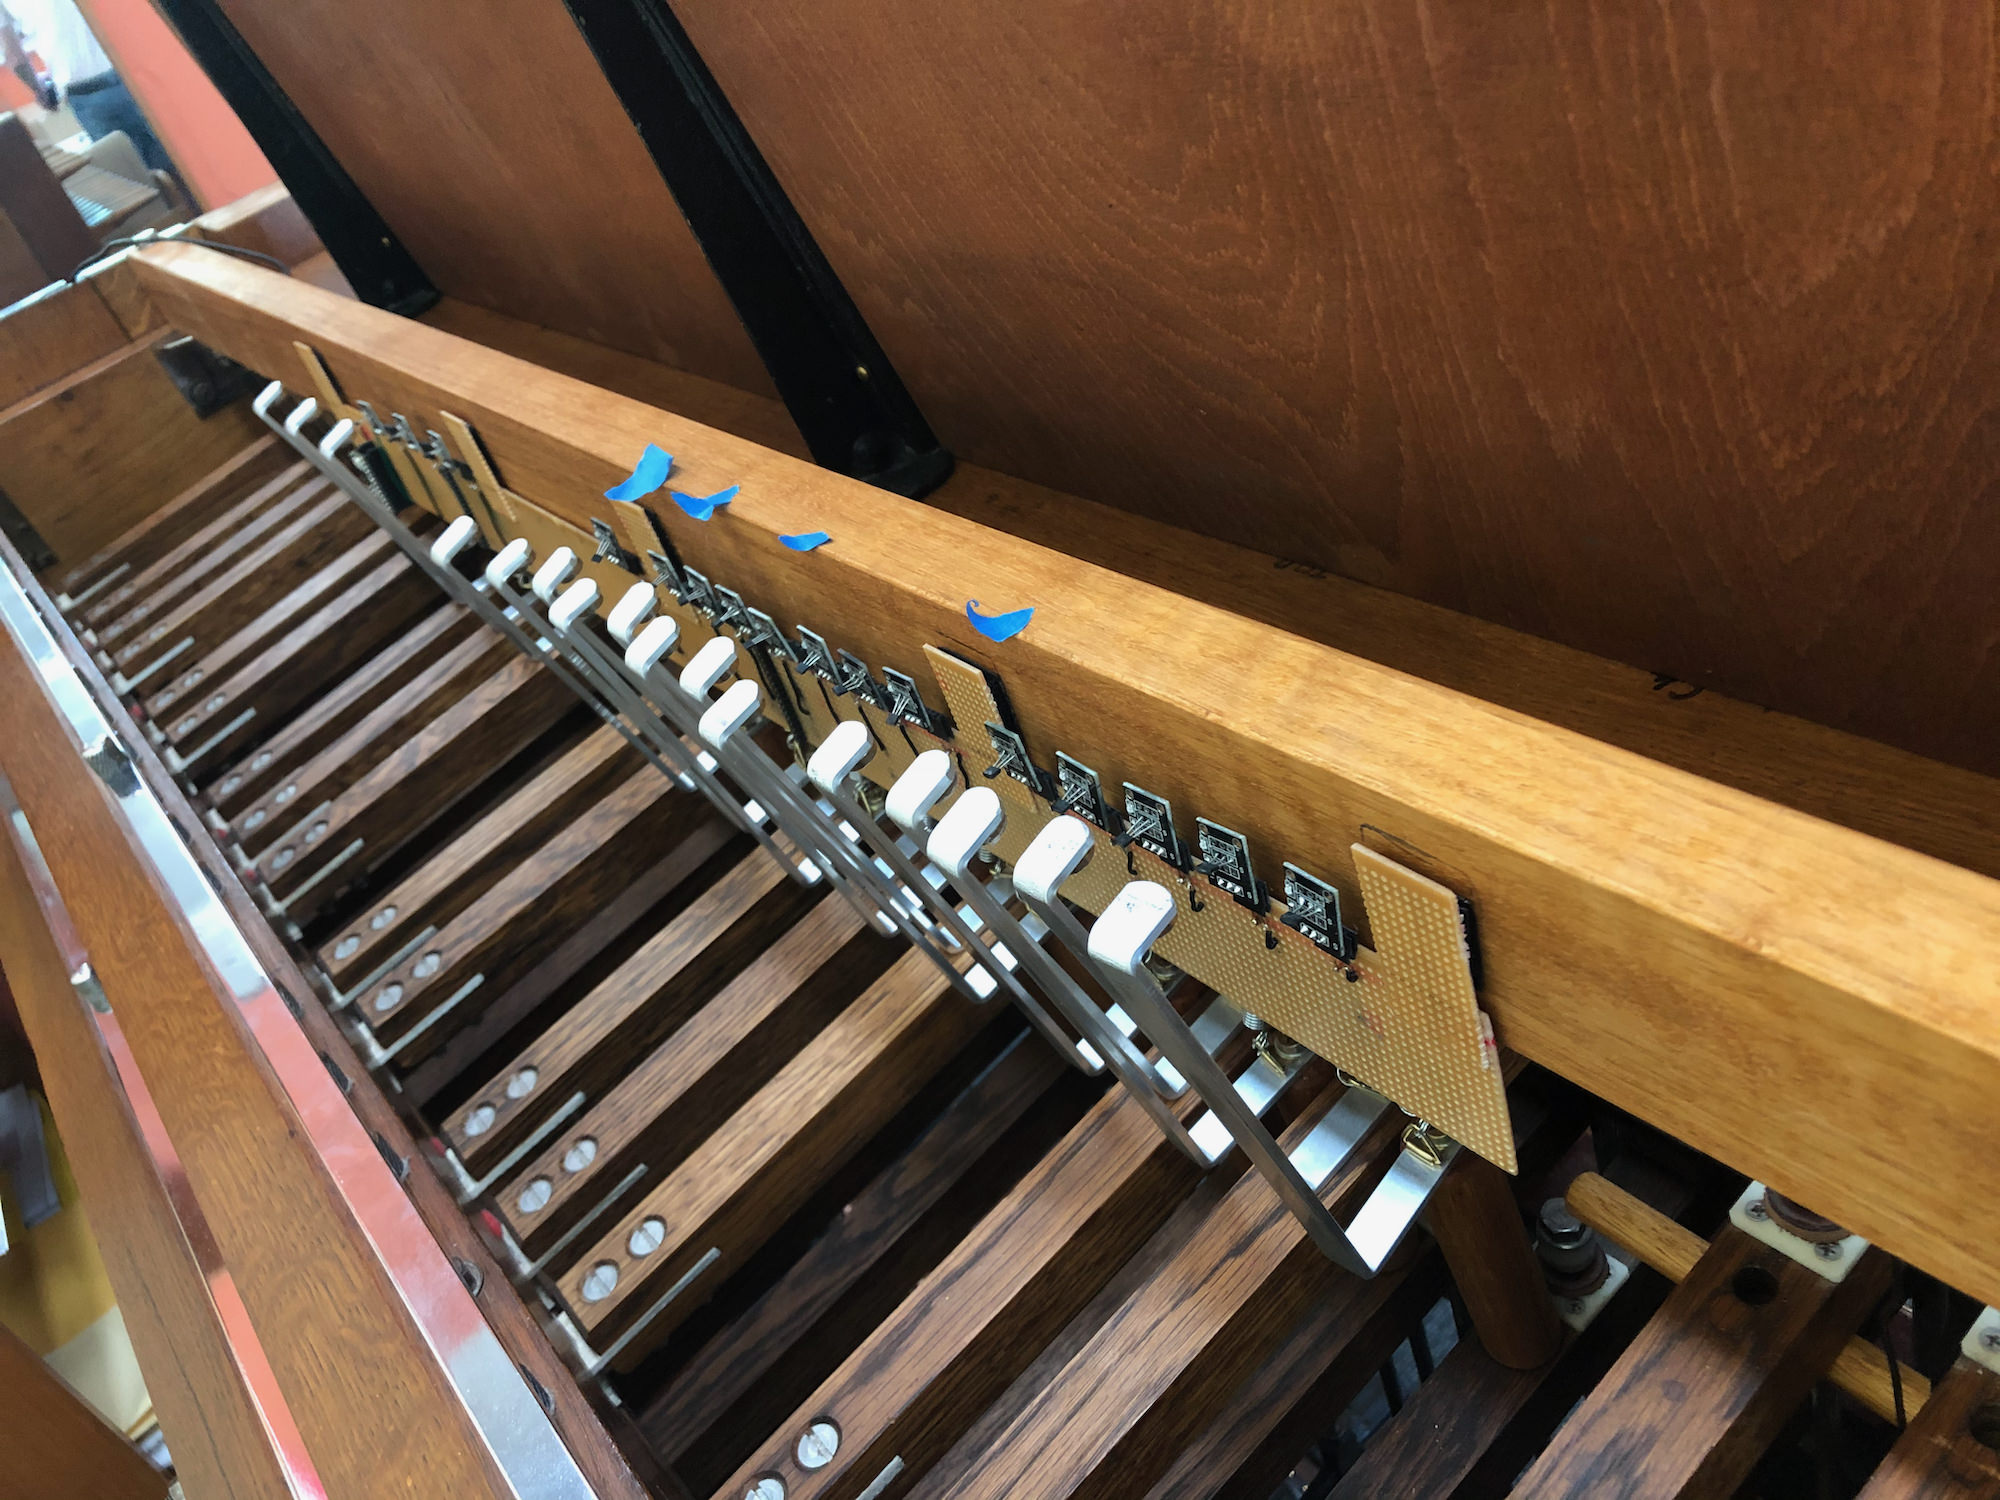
left=69, top=233, right=292, bottom=283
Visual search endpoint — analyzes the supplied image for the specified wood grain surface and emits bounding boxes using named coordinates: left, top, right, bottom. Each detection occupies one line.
left=1425, top=1153, right=1562, bottom=1371
left=0, top=795, right=293, bottom=1500
left=0, top=331, right=266, bottom=565
left=1510, top=1227, right=1890, bottom=1499
left=1855, top=1358, right=2000, bottom=1500
left=128, top=251, right=2000, bottom=1312
left=205, top=0, right=767, bottom=392
left=202, top=606, right=476, bottom=810
left=673, top=0, right=2000, bottom=776
left=0, top=278, right=131, bottom=411
left=444, top=842, right=806, bottom=1172
left=446, top=288, right=2000, bottom=884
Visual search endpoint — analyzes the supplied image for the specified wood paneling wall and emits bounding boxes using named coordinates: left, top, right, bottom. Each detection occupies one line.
left=207, top=0, right=770, bottom=397
left=668, top=0, right=2000, bottom=777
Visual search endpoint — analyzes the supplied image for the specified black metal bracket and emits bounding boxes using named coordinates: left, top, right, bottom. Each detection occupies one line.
left=147, top=0, right=438, bottom=317
left=561, top=0, right=953, bottom=498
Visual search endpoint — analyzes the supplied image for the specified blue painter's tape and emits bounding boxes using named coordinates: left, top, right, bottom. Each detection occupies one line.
left=780, top=530, right=831, bottom=552
left=669, top=484, right=740, bottom=522
left=604, top=443, right=673, bottom=501
left=966, top=600, right=1034, bottom=642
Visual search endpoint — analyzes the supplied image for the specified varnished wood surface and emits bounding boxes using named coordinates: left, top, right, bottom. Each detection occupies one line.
left=720, top=1069, right=1214, bottom=1500
left=1510, top=1227, right=1890, bottom=1499
left=146, top=555, right=434, bottom=765
left=322, top=724, right=634, bottom=991
left=642, top=1031, right=1067, bottom=1459
left=0, top=796, right=293, bottom=1500
left=0, top=1297, right=167, bottom=1499
left=129, top=248, right=2000, bottom=1311
left=1565, top=1170, right=1929, bottom=1424
left=0, top=330, right=266, bottom=565
left=0, top=552, right=527, bottom=1497
left=500, top=895, right=883, bottom=1254
left=26, top=546, right=662, bottom=1500
left=0, top=279, right=131, bottom=411
left=80, top=459, right=313, bottom=632
left=674, top=0, right=2000, bottom=776
left=0, top=113, right=92, bottom=286
left=205, top=0, right=768, bottom=392
left=1426, top=1153, right=1562, bottom=1370
left=206, top=608, right=481, bottom=815
left=444, top=842, right=805, bottom=1172
left=1856, top=1359, right=2000, bottom=1500
left=561, top=943, right=985, bottom=1351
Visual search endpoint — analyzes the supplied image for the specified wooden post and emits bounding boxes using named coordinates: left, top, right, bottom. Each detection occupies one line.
left=1424, top=1153, right=1563, bottom=1370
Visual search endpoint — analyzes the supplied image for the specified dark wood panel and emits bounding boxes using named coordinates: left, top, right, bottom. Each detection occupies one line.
left=0, top=279, right=130, bottom=411
left=1511, top=1227, right=1891, bottom=1499
left=1856, top=1358, right=2000, bottom=1500
left=0, top=1313, right=164, bottom=1499
left=208, top=0, right=769, bottom=394
left=673, top=0, right=2000, bottom=775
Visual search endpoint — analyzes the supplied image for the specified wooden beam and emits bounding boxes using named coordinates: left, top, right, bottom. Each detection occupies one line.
left=1510, top=1227, right=1891, bottom=1499
left=1856, top=1359, right=2000, bottom=1499
left=126, top=244, right=2000, bottom=1310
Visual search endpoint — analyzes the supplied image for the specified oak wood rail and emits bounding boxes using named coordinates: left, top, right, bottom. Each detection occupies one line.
left=125, top=243, right=2000, bottom=1313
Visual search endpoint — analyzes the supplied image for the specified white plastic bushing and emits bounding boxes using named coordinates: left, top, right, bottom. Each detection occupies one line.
left=926, top=786, right=1004, bottom=879
left=429, top=514, right=481, bottom=566
left=550, top=578, right=600, bottom=631
left=887, top=750, right=955, bottom=834
left=1088, top=881, right=1176, bottom=974
left=679, top=635, right=737, bottom=699
left=808, top=720, right=874, bottom=793
left=1014, top=816, right=1095, bottom=906
left=699, top=678, right=762, bottom=749
left=531, top=546, right=578, bottom=603
left=485, top=537, right=532, bottom=588
left=625, top=615, right=680, bottom=675
left=607, top=582, right=657, bottom=645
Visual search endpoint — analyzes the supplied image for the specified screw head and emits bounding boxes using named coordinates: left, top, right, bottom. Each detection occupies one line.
left=333, top=935, right=360, bottom=960
left=516, top=1177, right=552, bottom=1214
left=1814, top=1241, right=1843, bottom=1261
left=628, top=1217, right=666, bottom=1257
left=374, top=982, right=403, bottom=1011
left=1980, top=1327, right=2000, bottom=1352
left=562, top=1137, right=597, bottom=1173
left=795, top=1421, right=840, bottom=1469
left=1745, top=1198, right=1768, bottom=1220
left=505, top=1066, right=538, bottom=1099
left=464, top=1104, right=496, bottom=1137
left=580, top=1261, right=618, bottom=1302
left=413, top=951, right=441, bottom=978
left=370, top=904, right=397, bottom=929
left=745, top=1479, right=785, bottom=1500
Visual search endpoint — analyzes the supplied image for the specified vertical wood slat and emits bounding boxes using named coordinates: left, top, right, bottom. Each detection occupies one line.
left=1854, top=1359, right=2000, bottom=1500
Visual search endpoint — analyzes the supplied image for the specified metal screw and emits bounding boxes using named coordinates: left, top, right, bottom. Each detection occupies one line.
left=333, top=936, right=360, bottom=960
left=370, top=904, right=397, bottom=929
left=517, top=1178, right=552, bottom=1214
left=1745, top=1198, right=1768, bottom=1220
left=270, top=846, right=295, bottom=870
left=746, top=1479, right=785, bottom=1500
left=413, top=951, right=442, bottom=978
left=562, top=1138, right=598, bottom=1173
left=580, top=1262, right=618, bottom=1302
left=464, top=1104, right=496, bottom=1137
left=243, top=808, right=267, bottom=830
left=1980, top=1327, right=2000, bottom=1352
left=304, top=821, right=328, bottom=845
left=1814, top=1241, right=1843, bottom=1262
left=505, top=1067, right=538, bottom=1099
left=1538, top=1199, right=1588, bottom=1250
left=628, top=1217, right=666, bottom=1257
left=252, top=751, right=273, bottom=770
left=374, top=982, right=403, bottom=1011
left=1566, top=1298, right=1584, bottom=1315
left=795, top=1421, right=840, bottom=1469
left=275, top=783, right=296, bottom=803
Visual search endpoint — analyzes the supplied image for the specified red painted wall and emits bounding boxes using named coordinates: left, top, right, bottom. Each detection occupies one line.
left=77, top=0, right=274, bottom=210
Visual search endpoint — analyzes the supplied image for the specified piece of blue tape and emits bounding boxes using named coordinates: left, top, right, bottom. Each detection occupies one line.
left=780, top=530, right=831, bottom=552
left=669, top=484, right=739, bottom=522
left=604, top=443, right=673, bottom=501
left=966, top=600, right=1034, bottom=642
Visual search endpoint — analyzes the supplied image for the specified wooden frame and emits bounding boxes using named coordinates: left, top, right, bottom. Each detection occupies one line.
left=121, top=242, right=2000, bottom=1311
